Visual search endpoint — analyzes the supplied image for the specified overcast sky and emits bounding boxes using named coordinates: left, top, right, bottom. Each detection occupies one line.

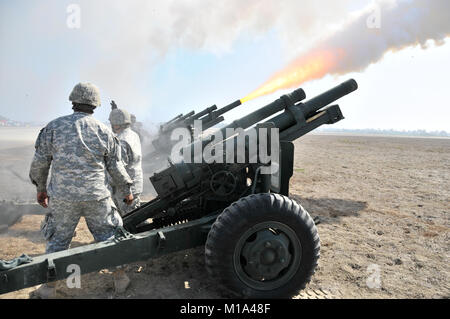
left=0, top=0, right=449, bottom=132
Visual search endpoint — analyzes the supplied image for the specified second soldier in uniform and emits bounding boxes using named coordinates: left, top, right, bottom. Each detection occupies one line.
left=109, top=105, right=143, bottom=216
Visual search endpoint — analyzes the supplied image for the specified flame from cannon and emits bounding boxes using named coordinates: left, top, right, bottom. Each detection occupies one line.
left=242, top=49, right=345, bottom=103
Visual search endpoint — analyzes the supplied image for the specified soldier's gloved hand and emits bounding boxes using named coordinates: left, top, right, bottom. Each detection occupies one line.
left=37, top=191, right=49, bottom=208
left=123, top=194, right=134, bottom=205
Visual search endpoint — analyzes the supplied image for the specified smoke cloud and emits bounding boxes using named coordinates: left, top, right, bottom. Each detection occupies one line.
left=76, top=0, right=450, bottom=101
left=74, top=0, right=359, bottom=113
left=0, top=0, right=356, bottom=122
left=1, top=0, right=449, bottom=122
left=321, top=0, right=450, bottom=75
left=243, top=0, right=450, bottom=99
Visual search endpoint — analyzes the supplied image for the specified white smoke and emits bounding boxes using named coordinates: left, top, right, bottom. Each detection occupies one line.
left=82, top=0, right=356, bottom=56
left=73, top=0, right=358, bottom=114
left=315, top=0, right=450, bottom=75
left=71, top=0, right=450, bottom=112
left=1, top=0, right=449, bottom=122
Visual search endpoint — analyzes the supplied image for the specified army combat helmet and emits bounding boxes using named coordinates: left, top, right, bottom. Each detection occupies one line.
left=69, top=82, right=101, bottom=107
left=109, top=104, right=132, bottom=126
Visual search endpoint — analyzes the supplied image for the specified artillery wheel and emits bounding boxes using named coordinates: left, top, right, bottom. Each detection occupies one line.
left=205, top=193, right=320, bottom=298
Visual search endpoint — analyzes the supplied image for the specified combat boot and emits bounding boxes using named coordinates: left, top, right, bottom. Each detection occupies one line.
left=30, top=282, right=56, bottom=299
left=113, top=268, right=130, bottom=294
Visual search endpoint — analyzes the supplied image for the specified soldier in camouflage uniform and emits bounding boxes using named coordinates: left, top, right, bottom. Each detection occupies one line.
left=29, top=82, right=134, bottom=298
left=108, top=106, right=143, bottom=216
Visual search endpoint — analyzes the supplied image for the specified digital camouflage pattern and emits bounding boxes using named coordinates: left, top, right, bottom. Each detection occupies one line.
left=109, top=108, right=131, bottom=126
left=29, top=110, right=133, bottom=253
left=29, top=112, right=133, bottom=201
left=117, top=127, right=143, bottom=196
left=42, top=198, right=121, bottom=253
left=111, top=127, right=143, bottom=215
left=69, top=82, right=101, bottom=107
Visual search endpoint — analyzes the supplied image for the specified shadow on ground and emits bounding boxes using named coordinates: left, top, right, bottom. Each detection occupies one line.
left=0, top=203, right=46, bottom=229
left=290, top=195, right=368, bottom=224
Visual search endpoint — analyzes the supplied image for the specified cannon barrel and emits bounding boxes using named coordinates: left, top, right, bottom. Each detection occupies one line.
left=264, top=79, right=358, bottom=132
left=186, top=80, right=357, bottom=161
left=161, top=111, right=195, bottom=132
left=169, top=111, right=194, bottom=125
left=162, top=104, right=218, bottom=133
left=196, top=100, right=242, bottom=130
left=149, top=100, right=245, bottom=160
left=165, top=113, right=183, bottom=125
left=219, top=88, right=306, bottom=133
left=302, top=79, right=358, bottom=117
left=185, top=87, right=306, bottom=158
left=213, top=100, right=242, bottom=118
left=202, top=116, right=225, bottom=131
left=179, top=111, right=195, bottom=121
left=162, top=100, right=244, bottom=136
left=192, top=105, right=218, bottom=121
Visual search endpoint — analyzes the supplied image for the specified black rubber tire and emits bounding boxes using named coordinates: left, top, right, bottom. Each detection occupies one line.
left=205, top=193, right=320, bottom=298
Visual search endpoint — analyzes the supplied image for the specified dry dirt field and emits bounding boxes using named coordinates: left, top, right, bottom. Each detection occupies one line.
left=0, top=130, right=449, bottom=299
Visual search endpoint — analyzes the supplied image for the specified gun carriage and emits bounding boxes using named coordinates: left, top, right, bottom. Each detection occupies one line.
left=0, top=79, right=358, bottom=298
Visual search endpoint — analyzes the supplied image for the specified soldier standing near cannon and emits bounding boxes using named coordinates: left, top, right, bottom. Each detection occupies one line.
left=109, top=102, right=144, bottom=216
left=28, top=83, right=134, bottom=298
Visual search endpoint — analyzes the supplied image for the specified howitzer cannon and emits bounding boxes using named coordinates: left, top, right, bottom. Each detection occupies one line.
left=148, top=100, right=243, bottom=167
left=0, top=79, right=358, bottom=298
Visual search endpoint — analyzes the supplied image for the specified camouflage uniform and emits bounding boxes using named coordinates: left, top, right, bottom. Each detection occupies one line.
left=30, top=111, right=133, bottom=253
left=114, top=127, right=143, bottom=215
left=109, top=109, right=143, bottom=216
left=42, top=198, right=121, bottom=252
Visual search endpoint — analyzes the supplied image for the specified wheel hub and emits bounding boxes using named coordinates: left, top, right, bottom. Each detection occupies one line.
left=241, top=229, right=292, bottom=281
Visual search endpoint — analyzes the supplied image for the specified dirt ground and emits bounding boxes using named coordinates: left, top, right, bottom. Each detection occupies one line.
left=0, top=131, right=449, bottom=299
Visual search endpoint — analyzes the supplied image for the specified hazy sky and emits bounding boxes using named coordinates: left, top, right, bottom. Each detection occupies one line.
left=0, top=0, right=449, bottom=132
